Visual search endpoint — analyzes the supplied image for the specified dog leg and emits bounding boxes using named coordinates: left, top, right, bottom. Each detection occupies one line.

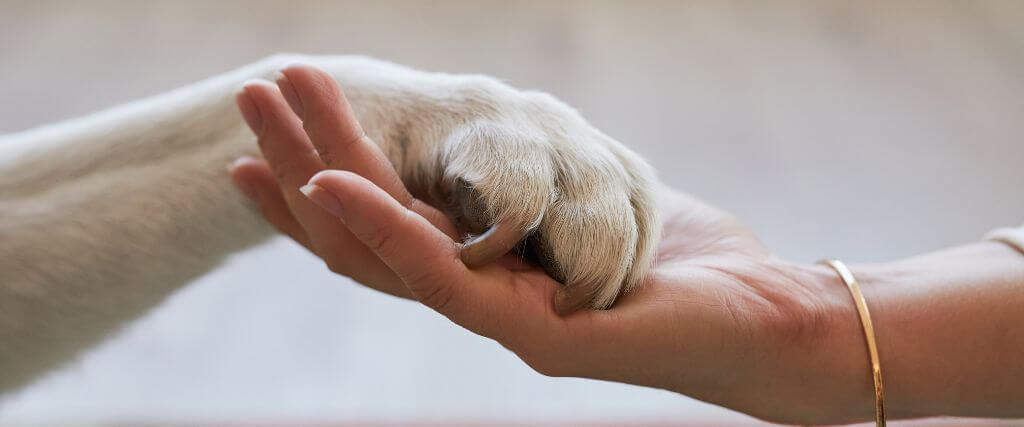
left=0, top=54, right=660, bottom=392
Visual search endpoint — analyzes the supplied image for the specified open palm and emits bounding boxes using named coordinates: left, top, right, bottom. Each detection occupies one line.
left=232, top=64, right=865, bottom=424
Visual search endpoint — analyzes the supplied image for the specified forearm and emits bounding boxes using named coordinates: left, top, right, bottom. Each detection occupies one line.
left=826, top=241, right=1024, bottom=420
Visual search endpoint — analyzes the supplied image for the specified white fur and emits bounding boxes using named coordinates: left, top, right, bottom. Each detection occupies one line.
left=0, top=55, right=659, bottom=392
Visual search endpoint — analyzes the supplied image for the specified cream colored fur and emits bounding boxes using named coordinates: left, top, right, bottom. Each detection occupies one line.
left=0, top=55, right=659, bottom=393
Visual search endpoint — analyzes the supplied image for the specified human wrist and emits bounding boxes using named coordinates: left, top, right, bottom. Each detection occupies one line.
left=770, top=255, right=953, bottom=423
left=703, top=258, right=876, bottom=424
left=816, top=253, right=984, bottom=421
left=835, top=242, right=1024, bottom=419
left=775, top=260, right=880, bottom=423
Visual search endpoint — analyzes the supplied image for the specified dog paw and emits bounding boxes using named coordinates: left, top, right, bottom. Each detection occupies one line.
left=428, top=87, right=660, bottom=313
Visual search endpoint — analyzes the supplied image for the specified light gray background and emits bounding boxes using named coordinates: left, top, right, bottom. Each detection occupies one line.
left=1, top=1, right=1022, bottom=425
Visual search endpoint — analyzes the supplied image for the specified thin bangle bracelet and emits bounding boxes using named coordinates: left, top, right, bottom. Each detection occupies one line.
left=819, top=259, right=886, bottom=427
left=984, top=226, right=1024, bottom=256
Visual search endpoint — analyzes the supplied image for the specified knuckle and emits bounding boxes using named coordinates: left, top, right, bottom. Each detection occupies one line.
left=414, top=280, right=456, bottom=313
left=365, top=207, right=415, bottom=257
left=402, top=257, right=459, bottom=309
left=271, top=150, right=319, bottom=183
left=364, top=223, right=397, bottom=257
left=305, top=130, right=369, bottom=169
left=315, top=145, right=340, bottom=166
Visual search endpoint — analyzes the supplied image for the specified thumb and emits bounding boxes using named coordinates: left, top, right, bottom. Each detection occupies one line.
left=301, top=170, right=473, bottom=316
left=302, top=170, right=578, bottom=360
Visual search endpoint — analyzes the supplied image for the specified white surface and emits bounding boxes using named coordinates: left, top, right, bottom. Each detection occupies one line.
left=1, top=1, right=1022, bottom=424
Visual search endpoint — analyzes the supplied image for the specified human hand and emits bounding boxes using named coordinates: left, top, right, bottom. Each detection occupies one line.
left=233, top=59, right=661, bottom=313
left=230, top=65, right=874, bottom=424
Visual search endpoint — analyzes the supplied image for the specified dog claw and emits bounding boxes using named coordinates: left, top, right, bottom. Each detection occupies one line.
left=459, top=219, right=528, bottom=268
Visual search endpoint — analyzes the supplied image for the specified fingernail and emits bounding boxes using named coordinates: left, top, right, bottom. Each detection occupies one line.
left=235, top=84, right=262, bottom=135
left=227, top=157, right=248, bottom=173
left=300, top=184, right=344, bottom=218
left=275, top=71, right=304, bottom=118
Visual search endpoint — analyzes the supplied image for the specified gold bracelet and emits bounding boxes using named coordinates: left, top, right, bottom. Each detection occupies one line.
left=984, top=226, right=1024, bottom=256
left=819, top=259, right=886, bottom=427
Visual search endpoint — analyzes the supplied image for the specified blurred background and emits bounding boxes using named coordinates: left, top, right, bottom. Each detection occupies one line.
left=1, top=0, right=1023, bottom=425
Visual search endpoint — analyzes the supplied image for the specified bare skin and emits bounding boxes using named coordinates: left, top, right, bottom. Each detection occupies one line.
left=232, top=64, right=1024, bottom=424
